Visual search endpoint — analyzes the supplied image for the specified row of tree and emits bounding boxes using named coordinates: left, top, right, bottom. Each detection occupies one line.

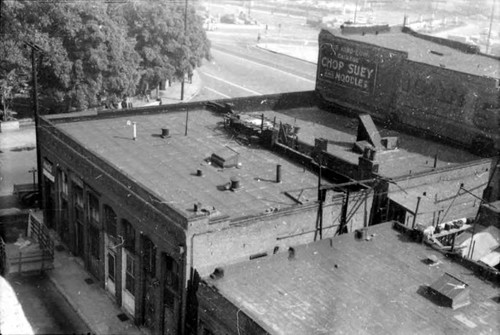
left=0, top=0, right=211, bottom=115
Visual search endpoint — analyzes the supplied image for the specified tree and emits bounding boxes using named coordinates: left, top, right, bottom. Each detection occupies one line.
left=114, top=2, right=211, bottom=93
left=0, top=0, right=210, bottom=114
left=0, top=1, right=31, bottom=119
left=15, top=1, right=141, bottom=112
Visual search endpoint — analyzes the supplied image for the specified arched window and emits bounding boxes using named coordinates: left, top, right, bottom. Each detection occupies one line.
left=122, top=219, right=135, bottom=253
left=103, top=205, right=117, bottom=237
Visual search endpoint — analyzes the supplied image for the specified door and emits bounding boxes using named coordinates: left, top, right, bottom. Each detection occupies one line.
left=162, top=255, right=179, bottom=335
left=105, top=239, right=116, bottom=297
left=122, top=250, right=136, bottom=316
left=44, top=178, right=55, bottom=228
left=76, top=221, right=84, bottom=258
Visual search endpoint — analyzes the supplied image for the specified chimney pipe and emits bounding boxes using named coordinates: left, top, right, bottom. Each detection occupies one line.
left=132, top=122, right=137, bottom=140
left=161, top=128, right=170, bottom=138
left=276, top=164, right=282, bottom=183
left=230, top=176, right=240, bottom=190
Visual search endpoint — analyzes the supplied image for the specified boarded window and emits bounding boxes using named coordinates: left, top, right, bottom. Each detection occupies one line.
left=143, top=236, right=156, bottom=275
left=165, top=255, right=179, bottom=291
left=89, top=225, right=100, bottom=260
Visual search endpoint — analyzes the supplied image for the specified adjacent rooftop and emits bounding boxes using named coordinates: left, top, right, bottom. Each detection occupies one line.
left=329, top=27, right=500, bottom=78
left=203, top=222, right=500, bottom=335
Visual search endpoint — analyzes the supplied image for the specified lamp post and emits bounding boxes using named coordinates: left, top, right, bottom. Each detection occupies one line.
left=25, top=41, right=43, bottom=209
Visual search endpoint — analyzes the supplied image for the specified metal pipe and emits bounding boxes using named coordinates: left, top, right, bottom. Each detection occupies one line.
left=180, top=0, right=188, bottom=101
left=30, top=44, right=43, bottom=209
left=276, top=164, right=282, bottom=183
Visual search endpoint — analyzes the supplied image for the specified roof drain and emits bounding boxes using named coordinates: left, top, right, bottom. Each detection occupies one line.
left=230, top=176, right=240, bottom=191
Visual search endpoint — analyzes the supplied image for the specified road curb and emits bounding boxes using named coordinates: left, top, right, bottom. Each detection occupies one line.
left=255, top=44, right=318, bottom=65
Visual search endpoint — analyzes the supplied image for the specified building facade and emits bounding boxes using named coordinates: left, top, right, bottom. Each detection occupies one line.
left=316, top=27, right=500, bottom=153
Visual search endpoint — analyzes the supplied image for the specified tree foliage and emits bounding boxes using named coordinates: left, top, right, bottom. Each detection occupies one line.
left=0, top=0, right=211, bottom=114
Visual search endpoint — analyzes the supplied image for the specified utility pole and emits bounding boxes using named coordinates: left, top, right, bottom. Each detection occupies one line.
left=26, top=41, right=43, bottom=209
left=180, top=0, right=188, bottom=101
left=354, top=0, right=359, bottom=24
left=486, top=0, right=496, bottom=54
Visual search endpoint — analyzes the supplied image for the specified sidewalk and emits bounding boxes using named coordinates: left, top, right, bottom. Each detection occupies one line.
left=129, top=70, right=202, bottom=108
left=48, top=238, right=148, bottom=335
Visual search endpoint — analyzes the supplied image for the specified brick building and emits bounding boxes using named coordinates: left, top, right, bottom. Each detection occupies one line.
left=196, top=222, right=500, bottom=335
left=38, top=90, right=495, bottom=334
left=316, top=26, right=500, bottom=153
left=35, top=25, right=500, bottom=335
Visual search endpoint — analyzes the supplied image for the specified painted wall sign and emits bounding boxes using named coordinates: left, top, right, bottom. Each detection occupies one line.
left=318, top=42, right=378, bottom=93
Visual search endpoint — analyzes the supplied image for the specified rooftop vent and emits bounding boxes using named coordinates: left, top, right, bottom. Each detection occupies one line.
left=161, top=128, right=170, bottom=138
left=210, top=267, right=224, bottom=280
left=426, top=272, right=470, bottom=309
left=230, top=176, right=240, bottom=190
left=211, top=147, right=239, bottom=168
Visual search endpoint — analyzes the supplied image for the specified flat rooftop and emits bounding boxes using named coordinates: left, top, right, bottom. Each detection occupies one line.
left=54, top=108, right=320, bottom=220
left=328, top=27, right=500, bottom=79
left=260, top=107, right=478, bottom=178
left=204, top=222, right=500, bottom=335
left=54, top=106, right=478, bottom=219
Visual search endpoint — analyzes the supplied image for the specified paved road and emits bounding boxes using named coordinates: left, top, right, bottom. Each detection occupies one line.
left=2, top=272, right=90, bottom=334
left=193, top=22, right=317, bottom=101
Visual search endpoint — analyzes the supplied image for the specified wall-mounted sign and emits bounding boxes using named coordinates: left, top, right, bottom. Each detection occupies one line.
left=318, top=41, right=378, bottom=94
left=43, top=158, right=55, bottom=182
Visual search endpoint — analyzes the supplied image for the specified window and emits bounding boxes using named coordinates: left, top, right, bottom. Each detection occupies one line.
left=74, top=184, right=84, bottom=208
left=165, top=255, right=179, bottom=291
left=61, top=198, right=68, bottom=221
left=125, top=254, right=136, bottom=295
left=89, top=225, right=100, bottom=260
left=143, top=236, right=156, bottom=275
left=73, top=184, right=84, bottom=223
left=59, top=170, right=68, bottom=196
left=88, top=193, right=100, bottom=224
left=103, top=205, right=117, bottom=237
left=108, top=252, right=115, bottom=282
left=123, top=220, right=135, bottom=253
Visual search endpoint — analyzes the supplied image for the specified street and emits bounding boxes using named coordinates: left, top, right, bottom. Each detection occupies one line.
left=1, top=273, right=90, bottom=334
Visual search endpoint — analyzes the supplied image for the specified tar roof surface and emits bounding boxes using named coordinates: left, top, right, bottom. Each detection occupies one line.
left=204, top=222, right=499, bottom=335
left=260, top=107, right=478, bottom=178
left=330, top=27, right=500, bottom=78
left=55, top=107, right=478, bottom=219
left=55, top=109, right=320, bottom=220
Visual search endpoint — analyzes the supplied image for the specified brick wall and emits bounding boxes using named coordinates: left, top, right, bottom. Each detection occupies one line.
left=389, top=159, right=493, bottom=225
left=316, top=30, right=500, bottom=153
left=39, top=117, right=187, bottom=252
left=395, top=60, right=499, bottom=151
left=197, top=281, right=269, bottom=335
left=190, top=189, right=373, bottom=277
left=316, top=30, right=408, bottom=117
